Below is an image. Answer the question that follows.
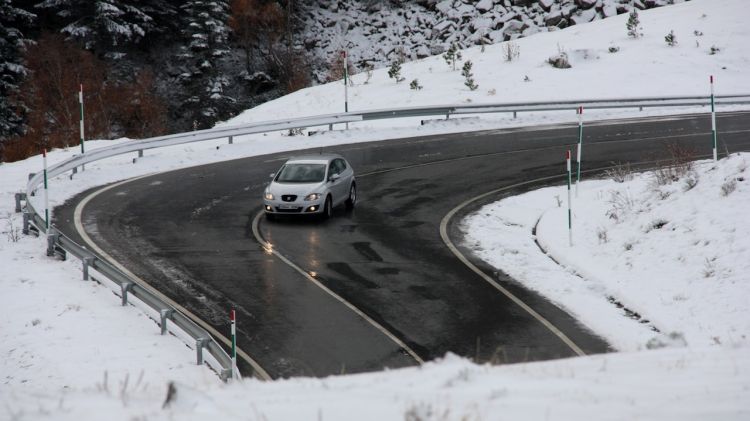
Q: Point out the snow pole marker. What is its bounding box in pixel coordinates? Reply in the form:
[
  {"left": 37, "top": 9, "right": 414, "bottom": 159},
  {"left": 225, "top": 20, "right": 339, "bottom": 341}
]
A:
[
  {"left": 576, "top": 106, "right": 583, "bottom": 197},
  {"left": 343, "top": 50, "right": 349, "bottom": 130},
  {"left": 566, "top": 150, "right": 573, "bottom": 247},
  {"left": 43, "top": 149, "right": 49, "bottom": 230},
  {"left": 710, "top": 75, "right": 717, "bottom": 162},
  {"left": 79, "top": 84, "right": 85, "bottom": 171},
  {"left": 230, "top": 309, "right": 240, "bottom": 380}
]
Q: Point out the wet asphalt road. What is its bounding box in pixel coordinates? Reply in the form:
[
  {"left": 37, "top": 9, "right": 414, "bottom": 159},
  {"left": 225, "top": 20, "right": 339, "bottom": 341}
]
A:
[{"left": 54, "top": 111, "right": 750, "bottom": 379}]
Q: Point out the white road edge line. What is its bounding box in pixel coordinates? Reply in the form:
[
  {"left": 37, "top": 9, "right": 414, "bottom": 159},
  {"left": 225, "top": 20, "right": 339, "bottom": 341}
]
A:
[
  {"left": 438, "top": 174, "right": 588, "bottom": 357},
  {"left": 74, "top": 176, "right": 272, "bottom": 381},
  {"left": 251, "top": 211, "right": 425, "bottom": 364}
]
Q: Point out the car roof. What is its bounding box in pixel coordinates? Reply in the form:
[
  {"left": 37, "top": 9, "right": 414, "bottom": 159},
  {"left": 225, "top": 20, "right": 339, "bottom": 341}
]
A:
[{"left": 285, "top": 154, "right": 343, "bottom": 164}]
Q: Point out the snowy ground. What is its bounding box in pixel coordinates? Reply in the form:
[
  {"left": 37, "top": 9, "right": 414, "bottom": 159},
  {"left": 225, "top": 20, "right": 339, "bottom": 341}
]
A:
[
  {"left": 2, "top": 0, "right": 750, "bottom": 419},
  {"left": 463, "top": 154, "right": 749, "bottom": 352}
]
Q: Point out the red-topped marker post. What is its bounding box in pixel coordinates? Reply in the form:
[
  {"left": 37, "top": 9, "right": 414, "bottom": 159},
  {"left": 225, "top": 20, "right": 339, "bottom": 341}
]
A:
[
  {"left": 43, "top": 149, "right": 49, "bottom": 230},
  {"left": 343, "top": 50, "right": 349, "bottom": 130},
  {"left": 79, "top": 85, "right": 86, "bottom": 171},
  {"left": 566, "top": 150, "right": 573, "bottom": 247},
  {"left": 230, "top": 309, "right": 240, "bottom": 380},
  {"left": 710, "top": 75, "right": 717, "bottom": 162},
  {"left": 576, "top": 106, "right": 583, "bottom": 197}
]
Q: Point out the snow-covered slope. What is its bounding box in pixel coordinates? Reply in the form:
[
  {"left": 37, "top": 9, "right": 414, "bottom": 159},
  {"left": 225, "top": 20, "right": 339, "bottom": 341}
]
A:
[
  {"left": 303, "top": 0, "right": 682, "bottom": 81},
  {"left": 463, "top": 154, "right": 750, "bottom": 351},
  {"left": 1, "top": 0, "right": 749, "bottom": 418},
  {"left": 227, "top": 0, "right": 747, "bottom": 131}
]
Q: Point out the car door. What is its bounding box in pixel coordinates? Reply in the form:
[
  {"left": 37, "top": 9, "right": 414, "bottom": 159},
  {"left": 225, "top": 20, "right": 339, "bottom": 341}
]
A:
[{"left": 330, "top": 159, "right": 348, "bottom": 205}]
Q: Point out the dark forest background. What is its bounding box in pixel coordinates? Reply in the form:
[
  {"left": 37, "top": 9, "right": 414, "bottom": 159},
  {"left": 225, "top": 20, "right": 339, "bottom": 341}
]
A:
[{"left": 0, "top": 0, "right": 312, "bottom": 162}]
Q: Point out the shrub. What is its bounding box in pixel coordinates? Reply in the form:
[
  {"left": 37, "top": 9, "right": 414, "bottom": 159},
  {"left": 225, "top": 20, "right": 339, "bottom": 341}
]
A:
[
  {"left": 626, "top": 9, "right": 642, "bottom": 39},
  {"left": 604, "top": 162, "right": 634, "bottom": 183},
  {"left": 683, "top": 171, "right": 699, "bottom": 191},
  {"left": 608, "top": 46, "right": 620, "bottom": 53},
  {"left": 664, "top": 30, "right": 677, "bottom": 47},
  {"left": 409, "top": 79, "right": 423, "bottom": 90},
  {"left": 651, "top": 142, "right": 695, "bottom": 186},
  {"left": 388, "top": 60, "right": 404, "bottom": 83},
  {"left": 443, "top": 43, "right": 462, "bottom": 71},
  {"left": 502, "top": 41, "right": 520, "bottom": 62},
  {"left": 720, "top": 179, "right": 737, "bottom": 196},
  {"left": 461, "top": 60, "right": 478, "bottom": 90},
  {"left": 547, "top": 52, "right": 571, "bottom": 69}
]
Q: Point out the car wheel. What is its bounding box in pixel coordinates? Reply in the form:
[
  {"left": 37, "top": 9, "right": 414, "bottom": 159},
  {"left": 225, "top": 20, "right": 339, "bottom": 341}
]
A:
[
  {"left": 322, "top": 195, "right": 333, "bottom": 220},
  {"left": 345, "top": 183, "right": 356, "bottom": 210}
]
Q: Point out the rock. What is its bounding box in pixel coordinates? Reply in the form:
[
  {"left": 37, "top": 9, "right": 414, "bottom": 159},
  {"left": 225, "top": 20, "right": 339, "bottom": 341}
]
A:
[
  {"left": 476, "top": 0, "right": 494, "bottom": 13},
  {"left": 576, "top": 0, "right": 597, "bottom": 9},
  {"left": 570, "top": 8, "right": 597, "bottom": 25},
  {"left": 544, "top": 11, "right": 564, "bottom": 26},
  {"left": 538, "top": 0, "right": 555, "bottom": 12},
  {"left": 601, "top": 2, "right": 617, "bottom": 17}
]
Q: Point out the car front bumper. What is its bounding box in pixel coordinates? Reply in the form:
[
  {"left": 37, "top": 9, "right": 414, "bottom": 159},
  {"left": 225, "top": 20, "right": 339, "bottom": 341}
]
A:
[{"left": 263, "top": 198, "right": 324, "bottom": 214}]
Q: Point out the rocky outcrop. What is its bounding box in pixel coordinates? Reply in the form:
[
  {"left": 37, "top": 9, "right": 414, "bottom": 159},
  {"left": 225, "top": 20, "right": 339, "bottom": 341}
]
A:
[{"left": 301, "top": 0, "right": 684, "bottom": 83}]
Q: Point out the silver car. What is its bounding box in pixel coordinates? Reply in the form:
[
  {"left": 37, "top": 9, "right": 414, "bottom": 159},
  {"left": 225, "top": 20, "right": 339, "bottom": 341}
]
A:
[{"left": 263, "top": 154, "right": 356, "bottom": 219}]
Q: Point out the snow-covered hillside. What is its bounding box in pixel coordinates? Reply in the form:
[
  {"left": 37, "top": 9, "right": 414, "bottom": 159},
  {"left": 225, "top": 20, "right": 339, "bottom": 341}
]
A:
[
  {"left": 463, "top": 154, "right": 750, "bottom": 352},
  {"left": 228, "top": 0, "right": 746, "bottom": 131},
  {"left": 1, "top": 0, "right": 749, "bottom": 419},
  {"left": 303, "top": 0, "right": 682, "bottom": 81}
]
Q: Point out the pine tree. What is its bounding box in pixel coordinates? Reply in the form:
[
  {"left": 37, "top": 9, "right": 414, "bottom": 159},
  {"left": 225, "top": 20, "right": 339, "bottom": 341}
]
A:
[
  {"left": 462, "top": 60, "right": 477, "bottom": 91},
  {"left": 35, "top": 0, "right": 156, "bottom": 52},
  {"left": 443, "top": 43, "right": 462, "bottom": 71},
  {"left": 664, "top": 30, "right": 677, "bottom": 46},
  {"left": 388, "top": 60, "right": 404, "bottom": 83},
  {"left": 175, "top": 0, "right": 235, "bottom": 129},
  {"left": 409, "top": 79, "right": 422, "bottom": 90},
  {"left": 626, "top": 9, "right": 642, "bottom": 39},
  {"left": 0, "top": 0, "right": 35, "bottom": 147}
]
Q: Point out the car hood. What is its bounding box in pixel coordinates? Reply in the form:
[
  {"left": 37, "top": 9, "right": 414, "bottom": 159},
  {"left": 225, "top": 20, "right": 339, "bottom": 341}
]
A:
[{"left": 268, "top": 181, "right": 326, "bottom": 197}]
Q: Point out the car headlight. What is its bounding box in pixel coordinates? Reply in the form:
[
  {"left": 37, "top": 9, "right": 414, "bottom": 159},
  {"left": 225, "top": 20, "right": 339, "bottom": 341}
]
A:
[
  {"left": 264, "top": 191, "right": 274, "bottom": 200},
  {"left": 304, "top": 193, "right": 321, "bottom": 201}
]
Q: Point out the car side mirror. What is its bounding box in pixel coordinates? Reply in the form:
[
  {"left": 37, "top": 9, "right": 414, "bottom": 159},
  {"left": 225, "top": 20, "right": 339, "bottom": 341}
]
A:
[
  {"left": 269, "top": 172, "right": 275, "bottom": 179},
  {"left": 330, "top": 173, "right": 341, "bottom": 182}
]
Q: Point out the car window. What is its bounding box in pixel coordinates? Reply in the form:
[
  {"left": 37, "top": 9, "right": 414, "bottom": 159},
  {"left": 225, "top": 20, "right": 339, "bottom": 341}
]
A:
[
  {"left": 336, "top": 159, "right": 347, "bottom": 173},
  {"left": 327, "top": 161, "right": 336, "bottom": 179},
  {"left": 276, "top": 164, "right": 326, "bottom": 183}
]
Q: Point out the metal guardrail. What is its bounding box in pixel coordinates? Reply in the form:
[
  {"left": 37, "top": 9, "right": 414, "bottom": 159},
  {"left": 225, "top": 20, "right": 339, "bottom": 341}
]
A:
[{"left": 15, "top": 94, "right": 750, "bottom": 382}]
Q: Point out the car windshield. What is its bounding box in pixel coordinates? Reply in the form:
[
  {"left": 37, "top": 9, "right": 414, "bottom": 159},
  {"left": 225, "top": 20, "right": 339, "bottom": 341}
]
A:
[{"left": 276, "top": 163, "right": 327, "bottom": 183}]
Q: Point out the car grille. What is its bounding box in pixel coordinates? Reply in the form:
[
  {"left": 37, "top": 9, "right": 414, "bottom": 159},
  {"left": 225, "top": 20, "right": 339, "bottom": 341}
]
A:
[
  {"left": 281, "top": 195, "right": 297, "bottom": 202},
  {"left": 275, "top": 207, "right": 303, "bottom": 213}
]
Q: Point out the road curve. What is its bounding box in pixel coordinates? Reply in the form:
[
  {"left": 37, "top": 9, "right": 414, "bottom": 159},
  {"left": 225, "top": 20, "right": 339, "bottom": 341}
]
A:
[{"left": 54, "top": 111, "right": 750, "bottom": 378}]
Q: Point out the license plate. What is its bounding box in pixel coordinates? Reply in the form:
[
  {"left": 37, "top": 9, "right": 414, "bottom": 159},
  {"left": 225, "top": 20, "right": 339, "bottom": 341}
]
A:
[{"left": 279, "top": 204, "right": 296, "bottom": 209}]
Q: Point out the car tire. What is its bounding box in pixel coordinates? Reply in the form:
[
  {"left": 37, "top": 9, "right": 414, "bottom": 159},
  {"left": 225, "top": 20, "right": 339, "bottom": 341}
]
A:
[
  {"left": 345, "top": 183, "right": 356, "bottom": 210},
  {"left": 322, "top": 195, "right": 333, "bottom": 220}
]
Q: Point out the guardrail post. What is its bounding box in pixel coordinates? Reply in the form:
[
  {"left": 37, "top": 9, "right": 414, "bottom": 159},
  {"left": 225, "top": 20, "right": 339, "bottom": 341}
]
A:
[
  {"left": 329, "top": 123, "right": 333, "bottom": 130},
  {"left": 121, "top": 282, "right": 134, "bottom": 306},
  {"left": 15, "top": 192, "right": 26, "bottom": 212},
  {"left": 196, "top": 338, "right": 209, "bottom": 365},
  {"left": 82, "top": 256, "right": 95, "bottom": 281},
  {"left": 46, "top": 228, "right": 59, "bottom": 257},
  {"left": 639, "top": 106, "right": 643, "bottom": 112},
  {"left": 28, "top": 173, "right": 36, "bottom": 196},
  {"left": 513, "top": 111, "right": 517, "bottom": 119},
  {"left": 22, "top": 210, "right": 30, "bottom": 235},
  {"left": 160, "top": 309, "right": 175, "bottom": 335},
  {"left": 228, "top": 136, "right": 233, "bottom": 145}
]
